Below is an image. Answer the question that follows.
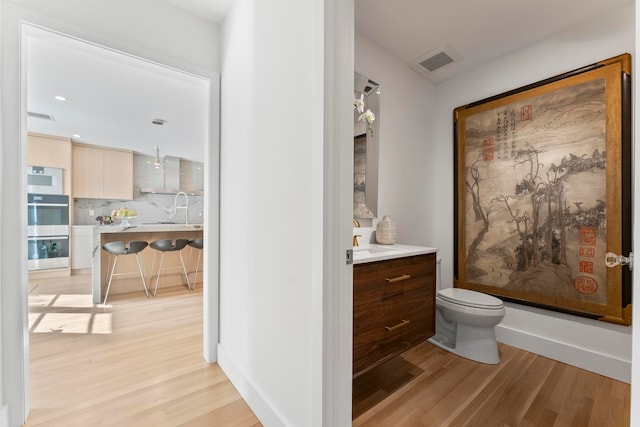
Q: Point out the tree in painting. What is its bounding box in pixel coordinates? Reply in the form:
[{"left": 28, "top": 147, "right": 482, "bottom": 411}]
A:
[{"left": 465, "top": 160, "right": 491, "bottom": 269}]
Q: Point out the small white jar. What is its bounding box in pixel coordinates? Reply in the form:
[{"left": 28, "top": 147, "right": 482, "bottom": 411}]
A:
[{"left": 375, "top": 215, "right": 397, "bottom": 244}]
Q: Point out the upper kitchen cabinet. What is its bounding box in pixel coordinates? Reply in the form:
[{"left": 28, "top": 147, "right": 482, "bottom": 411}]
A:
[
  {"left": 27, "top": 133, "right": 72, "bottom": 195},
  {"left": 28, "top": 133, "right": 71, "bottom": 169},
  {"left": 73, "top": 143, "right": 133, "bottom": 200},
  {"left": 102, "top": 149, "right": 133, "bottom": 200}
]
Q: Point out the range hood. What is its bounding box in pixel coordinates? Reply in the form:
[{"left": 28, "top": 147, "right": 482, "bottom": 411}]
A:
[{"left": 140, "top": 155, "right": 203, "bottom": 196}]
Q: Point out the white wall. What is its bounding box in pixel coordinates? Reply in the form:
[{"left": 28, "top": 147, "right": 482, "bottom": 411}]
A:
[
  {"left": 0, "top": 2, "right": 220, "bottom": 425},
  {"left": 355, "top": 32, "right": 436, "bottom": 246},
  {"left": 219, "top": 0, "right": 325, "bottom": 425},
  {"left": 432, "top": 3, "right": 634, "bottom": 382}
]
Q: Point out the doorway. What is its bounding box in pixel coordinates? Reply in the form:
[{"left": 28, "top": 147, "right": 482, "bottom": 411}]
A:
[{"left": 21, "top": 22, "right": 218, "bottom": 419}]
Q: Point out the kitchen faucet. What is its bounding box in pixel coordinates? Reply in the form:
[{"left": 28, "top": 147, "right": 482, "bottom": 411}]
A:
[{"left": 174, "top": 192, "right": 189, "bottom": 225}]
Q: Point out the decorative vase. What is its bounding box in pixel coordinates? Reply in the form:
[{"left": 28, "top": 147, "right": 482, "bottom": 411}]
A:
[{"left": 376, "top": 215, "right": 397, "bottom": 245}]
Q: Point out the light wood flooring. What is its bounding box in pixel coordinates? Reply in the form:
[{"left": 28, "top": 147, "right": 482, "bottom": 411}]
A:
[
  {"left": 353, "top": 341, "right": 630, "bottom": 426},
  {"left": 25, "top": 273, "right": 630, "bottom": 426},
  {"left": 25, "top": 273, "right": 260, "bottom": 426}
]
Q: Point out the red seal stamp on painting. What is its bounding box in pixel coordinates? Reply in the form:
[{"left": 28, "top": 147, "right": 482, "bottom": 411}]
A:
[
  {"left": 574, "top": 276, "right": 598, "bottom": 294},
  {"left": 520, "top": 105, "right": 533, "bottom": 121}
]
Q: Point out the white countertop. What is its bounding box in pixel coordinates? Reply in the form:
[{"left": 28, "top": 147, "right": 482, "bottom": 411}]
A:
[
  {"left": 353, "top": 243, "right": 437, "bottom": 264},
  {"left": 95, "top": 223, "right": 204, "bottom": 233}
]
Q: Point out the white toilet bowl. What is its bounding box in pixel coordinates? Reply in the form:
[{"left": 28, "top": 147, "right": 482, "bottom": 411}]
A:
[{"left": 428, "top": 287, "right": 505, "bottom": 364}]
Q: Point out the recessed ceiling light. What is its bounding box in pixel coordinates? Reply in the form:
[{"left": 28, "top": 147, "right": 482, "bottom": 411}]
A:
[
  {"left": 72, "top": 134, "right": 81, "bottom": 138},
  {"left": 54, "top": 95, "right": 66, "bottom": 101}
]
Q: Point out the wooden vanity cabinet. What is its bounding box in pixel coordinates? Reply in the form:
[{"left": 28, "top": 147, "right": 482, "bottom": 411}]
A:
[{"left": 353, "top": 253, "right": 436, "bottom": 377}]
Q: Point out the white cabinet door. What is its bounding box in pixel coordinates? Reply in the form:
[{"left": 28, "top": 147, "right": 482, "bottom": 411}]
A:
[{"left": 71, "top": 226, "right": 94, "bottom": 270}]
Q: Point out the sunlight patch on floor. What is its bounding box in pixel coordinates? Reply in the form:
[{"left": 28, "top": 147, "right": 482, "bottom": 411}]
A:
[
  {"left": 29, "top": 312, "right": 112, "bottom": 334},
  {"left": 28, "top": 293, "right": 113, "bottom": 334},
  {"left": 29, "top": 293, "right": 95, "bottom": 308}
]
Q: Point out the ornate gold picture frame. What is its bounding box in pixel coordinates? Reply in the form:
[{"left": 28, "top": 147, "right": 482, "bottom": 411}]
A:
[{"left": 454, "top": 54, "right": 632, "bottom": 325}]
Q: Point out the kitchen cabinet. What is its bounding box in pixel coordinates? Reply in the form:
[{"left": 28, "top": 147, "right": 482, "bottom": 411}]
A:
[
  {"left": 27, "top": 133, "right": 71, "bottom": 170},
  {"left": 353, "top": 253, "right": 436, "bottom": 377},
  {"left": 102, "top": 149, "right": 133, "bottom": 199},
  {"left": 71, "top": 225, "right": 93, "bottom": 270},
  {"left": 73, "top": 143, "right": 133, "bottom": 200},
  {"left": 27, "top": 133, "right": 72, "bottom": 195}
]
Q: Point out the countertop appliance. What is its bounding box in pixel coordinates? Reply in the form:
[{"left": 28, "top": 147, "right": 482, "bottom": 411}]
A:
[
  {"left": 27, "top": 193, "right": 69, "bottom": 271},
  {"left": 27, "top": 165, "right": 63, "bottom": 195}
]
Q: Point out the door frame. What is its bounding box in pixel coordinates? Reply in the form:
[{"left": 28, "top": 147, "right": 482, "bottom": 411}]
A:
[{"left": 9, "top": 20, "right": 219, "bottom": 424}]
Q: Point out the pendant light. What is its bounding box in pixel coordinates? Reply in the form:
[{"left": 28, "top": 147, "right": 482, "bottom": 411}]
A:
[
  {"left": 152, "top": 118, "right": 166, "bottom": 169},
  {"left": 154, "top": 145, "right": 161, "bottom": 168}
]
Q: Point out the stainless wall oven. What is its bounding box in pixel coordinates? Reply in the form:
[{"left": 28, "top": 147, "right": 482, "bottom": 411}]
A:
[
  {"left": 27, "top": 193, "right": 70, "bottom": 271},
  {"left": 27, "top": 166, "right": 64, "bottom": 195}
]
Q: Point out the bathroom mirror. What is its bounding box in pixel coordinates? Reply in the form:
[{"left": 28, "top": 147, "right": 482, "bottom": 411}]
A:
[{"left": 354, "top": 71, "right": 380, "bottom": 220}]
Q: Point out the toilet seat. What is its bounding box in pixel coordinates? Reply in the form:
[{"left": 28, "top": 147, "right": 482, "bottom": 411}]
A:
[{"left": 438, "top": 288, "right": 503, "bottom": 309}]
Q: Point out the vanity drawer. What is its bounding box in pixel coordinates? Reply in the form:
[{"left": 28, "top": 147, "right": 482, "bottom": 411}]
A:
[
  {"left": 386, "top": 288, "right": 434, "bottom": 346},
  {"left": 354, "top": 254, "right": 434, "bottom": 308},
  {"left": 353, "top": 290, "right": 433, "bottom": 364}
]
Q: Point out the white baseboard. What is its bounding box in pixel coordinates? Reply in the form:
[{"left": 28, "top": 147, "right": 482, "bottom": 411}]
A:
[
  {"left": 216, "top": 344, "right": 285, "bottom": 426},
  {"left": 0, "top": 404, "right": 8, "bottom": 427},
  {"left": 496, "top": 324, "right": 631, "bottom": 383}
]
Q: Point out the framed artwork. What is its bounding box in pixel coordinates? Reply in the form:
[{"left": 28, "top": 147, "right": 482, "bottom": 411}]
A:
[{"left": 453, "top": 54, "right": 632, "bottom": 325}]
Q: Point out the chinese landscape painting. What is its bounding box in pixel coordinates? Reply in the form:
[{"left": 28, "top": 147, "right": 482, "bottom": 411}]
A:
[{"left": 454, "top": 54, "right": 632, "bottom": 325}]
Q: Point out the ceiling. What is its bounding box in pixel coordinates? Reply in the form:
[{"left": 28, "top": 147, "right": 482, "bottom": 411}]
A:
[
  {"left": 165, "top": 0, "right": 235, "bottom": 23},
  {"left": 26, "top": 24, "right": 210, "bottom": 162},
  {"left": 355, "top": 0, "right": 632, "bottom": 84},
  {"left": 26, "top": 0, "right": 632, "bottom": 161}
]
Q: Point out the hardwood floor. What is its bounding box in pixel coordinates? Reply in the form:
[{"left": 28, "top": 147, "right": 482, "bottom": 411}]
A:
[
  {"left": 353, "top": 340, "right": 630, "bottom": 426},
  {"left": 25, "top": 273, "right": 630, "bottom": 426},
  {"left": 25, "top": 273, "right": 260, "bottom": 426}
]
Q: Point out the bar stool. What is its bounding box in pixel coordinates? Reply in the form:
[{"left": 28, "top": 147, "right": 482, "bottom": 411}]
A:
[
  {"left": 186, "top": 238, "right": 203, "bottom": 290},
  {"left": 102, "top": 241, "right": 149, "bottom": 304},
  {"left": 149, "top": 239, "right": 190, "bottom": 296}
]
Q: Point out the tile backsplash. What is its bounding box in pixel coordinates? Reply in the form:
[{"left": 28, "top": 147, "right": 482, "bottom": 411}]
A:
[{"left": 74, "top": 154, "right": 204, "bottom": 225}]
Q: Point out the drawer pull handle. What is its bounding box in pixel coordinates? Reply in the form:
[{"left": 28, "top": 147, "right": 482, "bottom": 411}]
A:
[
  {"left": 385, "top": 319, "right": 410, "bottom": 332},
  {"left": 386, "top": 274, "right": 411, "bottom": 284}
]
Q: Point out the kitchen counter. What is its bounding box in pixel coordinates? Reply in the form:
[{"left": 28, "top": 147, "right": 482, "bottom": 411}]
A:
[
  {"left": 92, "top": 224, "right": 204, "bottom": 303},
  {"left": 96, "top": 223, "right": 203, "bottom": 233},
  {"left": 353, "top": 243, "right": 437, "bottom": 264}
]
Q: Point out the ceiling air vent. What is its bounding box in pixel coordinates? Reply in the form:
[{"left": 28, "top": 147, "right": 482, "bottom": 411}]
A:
[
  {"left": 415, "top": 45, "right": 462, "bottom": 74},
  {"left": 354, "top": 72, "right": 380, "bottom": 97},
  {"left": 27, "top": 111, "right": 56, "bottom": 121},
  {"left": 419, "top": 51, "right": 454, "bottom": 72}
]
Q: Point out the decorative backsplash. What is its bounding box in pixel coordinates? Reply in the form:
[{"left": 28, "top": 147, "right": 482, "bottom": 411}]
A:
[{"left": 73, "top": 154, "right": 204, "bottom": 225}]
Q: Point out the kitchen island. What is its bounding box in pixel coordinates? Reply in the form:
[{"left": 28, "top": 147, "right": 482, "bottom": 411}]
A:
[{"left": 92, "top": 223, "right": 204, "bottom": 303}]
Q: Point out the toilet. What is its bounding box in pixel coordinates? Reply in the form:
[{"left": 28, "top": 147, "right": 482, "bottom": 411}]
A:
[{"left": 428, "top": 262, "right": 505, "bottom": 364}]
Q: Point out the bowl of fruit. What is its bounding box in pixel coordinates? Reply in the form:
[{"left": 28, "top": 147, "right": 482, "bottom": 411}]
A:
[
  {"left": 95, "top": 215, "right": 114, "bottom": 225},
  {"left": 111, "top": 207, "right": 138, "bottom": 226}
]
